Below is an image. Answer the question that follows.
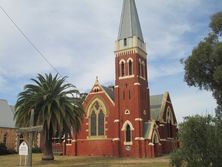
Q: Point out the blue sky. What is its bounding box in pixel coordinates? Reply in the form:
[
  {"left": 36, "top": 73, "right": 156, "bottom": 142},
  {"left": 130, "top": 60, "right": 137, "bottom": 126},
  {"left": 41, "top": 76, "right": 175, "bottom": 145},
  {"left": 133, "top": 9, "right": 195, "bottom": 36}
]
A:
[{"left": 0, "top": 0, "right": 221, "bottom": 122}]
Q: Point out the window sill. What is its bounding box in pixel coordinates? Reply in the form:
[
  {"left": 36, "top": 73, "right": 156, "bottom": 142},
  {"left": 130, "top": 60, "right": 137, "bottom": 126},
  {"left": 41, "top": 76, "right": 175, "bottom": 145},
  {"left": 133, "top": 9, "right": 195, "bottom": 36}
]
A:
[
  {"left": 87, "top": 136, "right": 107, "bottom": 140},
  {"left": 124, "top": 141, "right": 133, "bottom": 145},
  {"left": 119, "top": 75, "right": 134, "bottom": 80}
]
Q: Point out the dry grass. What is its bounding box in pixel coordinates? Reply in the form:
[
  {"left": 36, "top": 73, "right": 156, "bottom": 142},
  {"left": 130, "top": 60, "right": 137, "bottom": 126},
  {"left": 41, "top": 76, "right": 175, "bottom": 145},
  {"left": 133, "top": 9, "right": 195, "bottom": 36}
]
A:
[{"left": 0, "top": 153, "right": 171, "bottom": 167}]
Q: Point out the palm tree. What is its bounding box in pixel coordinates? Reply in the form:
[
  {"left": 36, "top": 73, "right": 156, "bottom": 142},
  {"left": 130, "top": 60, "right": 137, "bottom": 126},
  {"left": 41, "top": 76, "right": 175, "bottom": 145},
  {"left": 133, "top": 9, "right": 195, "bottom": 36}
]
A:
[{"left": 14, "top": 73, "right": 84, "bottom": 160}]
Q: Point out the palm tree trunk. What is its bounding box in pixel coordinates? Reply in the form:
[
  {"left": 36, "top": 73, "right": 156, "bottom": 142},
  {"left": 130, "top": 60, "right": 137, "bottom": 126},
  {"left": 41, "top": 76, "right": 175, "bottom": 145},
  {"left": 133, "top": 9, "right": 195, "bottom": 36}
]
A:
[
  {"left": 42, "top": 127, "right": 54, "bottom": 160},
  {"left": 63, "top": 133, "right": 67, "bottom": 155}
]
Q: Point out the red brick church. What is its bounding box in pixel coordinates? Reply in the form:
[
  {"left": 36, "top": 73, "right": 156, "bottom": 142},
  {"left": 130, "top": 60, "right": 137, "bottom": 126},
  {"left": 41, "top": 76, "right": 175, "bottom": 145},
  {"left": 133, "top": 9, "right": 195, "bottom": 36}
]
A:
[{"left": 54, "top": 0, "right": 178, "bottom": 158}]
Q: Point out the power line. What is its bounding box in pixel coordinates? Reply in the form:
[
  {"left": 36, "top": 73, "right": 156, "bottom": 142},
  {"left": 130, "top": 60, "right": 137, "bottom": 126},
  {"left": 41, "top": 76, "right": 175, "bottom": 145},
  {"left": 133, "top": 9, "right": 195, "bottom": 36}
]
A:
[{"left": 0, "top": 5, "right": 60, "bottom": 75}]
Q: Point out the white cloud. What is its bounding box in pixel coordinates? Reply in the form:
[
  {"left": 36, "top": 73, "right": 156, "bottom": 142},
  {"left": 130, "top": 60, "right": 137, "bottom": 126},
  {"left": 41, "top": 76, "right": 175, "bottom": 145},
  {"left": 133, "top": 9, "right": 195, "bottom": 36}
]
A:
[
  {"left": 148, "top": 62, "right": 184, "bottom": 81},
  {"left": 172, "top": 89, "right": 217, "bottom": 123},
  {"left": 0, "top": 0, "right": 221, "bottom": 121}
]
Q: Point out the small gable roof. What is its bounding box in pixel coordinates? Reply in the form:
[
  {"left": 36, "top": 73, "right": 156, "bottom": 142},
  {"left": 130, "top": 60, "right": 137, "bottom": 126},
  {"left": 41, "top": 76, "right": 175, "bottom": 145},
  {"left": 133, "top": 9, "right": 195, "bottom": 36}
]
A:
[
  {"left": 101, "top": 86, "right": 114, "bottom": 101},
  {"left": 144, "top": 121, "right": 154, "bottom": 139},
  {"left": 0, "top": 99, "right": 15, "bottom": 128},
  {"left": 150, "top": 91, "right": 176, "bottom": 124},
  {"left": 84, "top": 79, "right": 115, "bottom": 105},
  {"left": 150, "top": 94, "right": 164, "bottom": 121}
]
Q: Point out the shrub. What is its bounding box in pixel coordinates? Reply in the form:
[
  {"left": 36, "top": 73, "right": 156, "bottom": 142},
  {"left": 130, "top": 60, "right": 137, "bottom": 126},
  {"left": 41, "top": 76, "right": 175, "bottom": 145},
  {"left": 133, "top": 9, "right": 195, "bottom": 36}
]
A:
[{"left": 0, "top": 143, "right": 8, "bottom": 155}]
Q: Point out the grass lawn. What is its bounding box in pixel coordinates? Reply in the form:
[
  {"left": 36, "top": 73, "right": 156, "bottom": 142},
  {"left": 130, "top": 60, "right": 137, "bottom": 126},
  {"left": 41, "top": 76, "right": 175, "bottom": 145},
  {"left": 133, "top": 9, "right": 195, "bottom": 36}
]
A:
[{"left": 0, "top": 153, "right": 171, "bottom": 167}]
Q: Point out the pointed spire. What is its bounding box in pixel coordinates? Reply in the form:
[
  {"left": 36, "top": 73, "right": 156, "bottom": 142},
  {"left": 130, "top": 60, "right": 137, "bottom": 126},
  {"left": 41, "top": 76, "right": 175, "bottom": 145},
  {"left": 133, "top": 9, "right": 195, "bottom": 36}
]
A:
[{"left": 118, "top": 0, "right": 144, "bottom": 41}]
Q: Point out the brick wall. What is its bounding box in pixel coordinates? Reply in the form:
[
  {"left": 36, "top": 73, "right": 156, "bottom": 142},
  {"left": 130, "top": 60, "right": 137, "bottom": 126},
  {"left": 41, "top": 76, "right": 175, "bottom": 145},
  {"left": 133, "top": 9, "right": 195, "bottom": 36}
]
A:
[{"left": 0, "top": 127, "right": 16, "bottom": 150}]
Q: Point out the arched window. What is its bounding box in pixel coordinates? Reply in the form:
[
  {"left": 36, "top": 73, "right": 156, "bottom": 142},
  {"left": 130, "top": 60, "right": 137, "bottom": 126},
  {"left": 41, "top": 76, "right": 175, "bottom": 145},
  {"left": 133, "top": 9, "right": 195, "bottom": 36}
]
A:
[
  {"left": 166, "top": 107, "right": 174, "bottom": 138},
  {"left": 121, "top": 62, "right": 125, "bottom": 76},
  {"left": 98, "top": 110, "right": 104, "bottom": 136},
  {"left": 126, "top": 124, "right": 131, "bottom": 142},
  {"left": 138, "top": 59, "right": 142, "bottom": 76},
  {"left": 121, "top": 121, "right": 134, "bottom": 145},
  {"left": 88, "top": 100, "right": 106, "bottom": 137},
  {"left": 90, "top": 111, "right": 97, "bottom": 136},
  {"left": 143, "top": 62, "right": 146, "bottom": 78},
  {"left": 141, "top": 62, "right": 145, "bottom": 78},
  {"left": 128, "top": 60, "right": 133, "bottom": 75}
]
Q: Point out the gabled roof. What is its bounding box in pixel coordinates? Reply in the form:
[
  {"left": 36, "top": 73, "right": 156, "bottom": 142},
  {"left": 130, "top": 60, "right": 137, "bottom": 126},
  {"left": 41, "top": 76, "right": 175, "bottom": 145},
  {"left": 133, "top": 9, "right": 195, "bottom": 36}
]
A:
[
  {"left": 150, "top": 94, "right": 164, "bottom": 121},
  {"left": 101, "top": 86, "right": 114, "bottom": 101},
  {"left": 150, "top": 92, "right": 177, "bottom": 124},
  {"left": 144, "top": 121, "right": 154, "bottom": 139},
  {"left": 0, "top": 99, "right": 15, "bottom": 128},
  {"left": 118, "top": 0, "right": 144, "bottom": 41},
  {"left": 86, "top": 79, "right": 115, "bottom": 105}
]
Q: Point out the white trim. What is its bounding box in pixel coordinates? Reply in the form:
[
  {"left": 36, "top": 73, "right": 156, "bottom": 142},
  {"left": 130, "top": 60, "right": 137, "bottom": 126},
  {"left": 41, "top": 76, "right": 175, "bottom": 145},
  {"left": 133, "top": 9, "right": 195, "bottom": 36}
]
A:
[
  {"left": 127, "top": 58, "right": 134, "bottom": 63},
  {"left": 121, "top": 120, "right": 135, "bottom": 131},
  {"left": 93, "top": 86, "right": 100, "bottom": 92},
  {"left": 139, "top": 76, "right": 146, "bottom": 80},
  {"left": 152, "top": 130, "right": 160, "bottom": 143},
  {"left": 135, "top": 118, "right": 143, "bottom": 121},
  {"left": 115, "top": 85, "right": 119, "bottom": 88},
  {"left": 89, "top": 92, "right": 103, "bottom": 95},
  {"left": 119, "top": 75, "right": 134, "bottom": 80},
  {"left": 119, "top": 59, "right": 126, "bottom": 64},
  {"left": 135, "top": 137, "right": 144, "bottom": 141},
  {"left": 124, "top": 141, "right": 133, "bottom": 145},
  {"left": 160, "top": 139, "right": 167, "bottom": 141},
  {"left": 125, "top": 110, "right": 130, "bottom": 115},
  {"left": 159, "top": 124, "right": 165, "bottom": 127},
  {"left": 112, "top": 138, "right": 120, "bottom": 141},
  {"left": 114, "top": 119, "right": 120, "bottom": 123},
  {"left": 134, "top": 83, "right": 140, "bottom": 85},
  {"left": 148, "top": 142, "right": 154, "bottom": 146}
]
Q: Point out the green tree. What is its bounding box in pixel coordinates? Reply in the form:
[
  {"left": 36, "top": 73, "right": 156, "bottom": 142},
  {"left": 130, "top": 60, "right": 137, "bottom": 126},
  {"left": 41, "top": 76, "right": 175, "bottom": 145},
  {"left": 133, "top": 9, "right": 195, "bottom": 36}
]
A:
[
  {"left": 184, "top": 11, "right": 222, "bottom": 115},
  {"left": 171, "top": 115, "right": 222, "bottom": 167},
  {"left": 14, "top": 73, "right": 83, "bottom": 160}
]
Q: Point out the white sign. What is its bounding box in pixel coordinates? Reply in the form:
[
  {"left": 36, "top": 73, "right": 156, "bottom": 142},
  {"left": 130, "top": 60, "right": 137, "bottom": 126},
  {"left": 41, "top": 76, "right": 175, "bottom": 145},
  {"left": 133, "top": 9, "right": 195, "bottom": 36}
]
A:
[{"left": 19, "top": 141, "right": 28, "bottom": 156}]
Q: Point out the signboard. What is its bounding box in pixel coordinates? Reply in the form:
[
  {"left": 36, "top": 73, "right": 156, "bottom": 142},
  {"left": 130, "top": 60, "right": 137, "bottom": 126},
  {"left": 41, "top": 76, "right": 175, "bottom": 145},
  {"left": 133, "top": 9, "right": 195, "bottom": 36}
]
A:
[{"left": 19, "top": 141, "right": 28, "bottom": 156}]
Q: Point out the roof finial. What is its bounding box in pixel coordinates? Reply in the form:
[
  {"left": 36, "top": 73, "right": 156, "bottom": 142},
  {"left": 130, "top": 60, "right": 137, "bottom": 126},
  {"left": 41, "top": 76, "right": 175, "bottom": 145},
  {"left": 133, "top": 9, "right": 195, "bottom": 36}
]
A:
[{"left": 96, "top": 76, "right": 98, "bottom": 81}]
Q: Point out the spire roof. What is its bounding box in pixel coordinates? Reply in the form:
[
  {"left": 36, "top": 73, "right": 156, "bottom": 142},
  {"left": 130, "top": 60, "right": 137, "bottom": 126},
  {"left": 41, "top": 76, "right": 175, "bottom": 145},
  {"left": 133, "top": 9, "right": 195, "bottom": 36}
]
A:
[{"left": 118, "top": 0, "right": 144, "bottom": 41}]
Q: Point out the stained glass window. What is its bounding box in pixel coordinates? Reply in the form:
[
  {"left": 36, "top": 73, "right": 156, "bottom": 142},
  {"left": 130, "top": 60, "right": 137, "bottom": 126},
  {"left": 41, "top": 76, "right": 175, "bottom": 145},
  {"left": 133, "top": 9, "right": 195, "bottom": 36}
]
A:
[
  {"left": 90, "top": 111, "right": 97, "bottom": 136},
  {"left": 121, "top": 62, "right": 125, "bottom": 76},
  {"left": 129, "top": 60, "right": 133, "bottom": 75},
  {"left": 98, "top": 110, "right": 104, "bottom": 136}
]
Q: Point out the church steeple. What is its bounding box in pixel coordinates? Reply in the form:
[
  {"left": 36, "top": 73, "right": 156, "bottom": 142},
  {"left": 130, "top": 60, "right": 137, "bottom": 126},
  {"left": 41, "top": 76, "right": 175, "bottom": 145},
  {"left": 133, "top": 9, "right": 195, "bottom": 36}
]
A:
[
  {"left": 118, "top": 0, "right": 144, "bottom": 41},
  {"left": 114, "top": 1, "right": 150, "bottom": 157},
  {"left": 115, "top": 0, "right": 146, "bottom": 56}
]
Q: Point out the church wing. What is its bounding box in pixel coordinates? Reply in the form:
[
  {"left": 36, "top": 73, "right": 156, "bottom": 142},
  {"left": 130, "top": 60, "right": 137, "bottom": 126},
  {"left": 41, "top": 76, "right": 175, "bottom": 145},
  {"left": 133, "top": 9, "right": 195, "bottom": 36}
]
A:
[
  {"left": 150, "top": 92, "right": 177, "bottom": 125},
  {"left": 81, "top": 79, "right": 115, "bottom": 140},
  {"left": 83, "top": 79, "right": 115, "bottom": 109}
]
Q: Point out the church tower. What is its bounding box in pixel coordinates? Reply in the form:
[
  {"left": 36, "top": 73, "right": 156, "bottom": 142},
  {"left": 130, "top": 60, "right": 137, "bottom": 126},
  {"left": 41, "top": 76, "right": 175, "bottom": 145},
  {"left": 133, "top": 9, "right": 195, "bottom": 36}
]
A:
[{"left": 114, "top": 0, "right": 150, "bottom": 157}]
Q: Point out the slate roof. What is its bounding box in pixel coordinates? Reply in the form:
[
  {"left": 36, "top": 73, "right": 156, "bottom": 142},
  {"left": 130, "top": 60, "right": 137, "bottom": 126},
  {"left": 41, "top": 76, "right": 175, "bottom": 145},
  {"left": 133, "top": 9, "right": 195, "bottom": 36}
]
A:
[
  {"left": 150, "top": 94, "right": 164, "bottom": 121},
  {"left": 144, "top": 121, "right": 155, "bottom": 140},
  {"left": 118, "top": 0, "right": 144, "bottom": 41},
  {"left": 0, "top": 99, "right": 15, "bottom": 128},
  {"left": 102, "top": 86, "right": 114, "bottom": 101}
]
